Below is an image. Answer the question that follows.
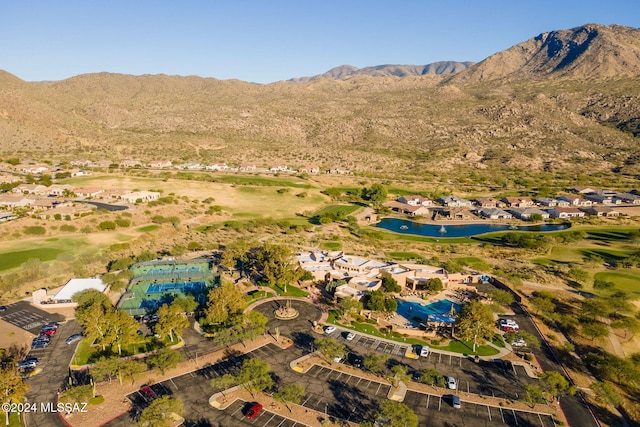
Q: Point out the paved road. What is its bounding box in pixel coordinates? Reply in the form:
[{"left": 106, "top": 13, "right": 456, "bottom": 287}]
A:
[
  {"left": 23, "top": 320, "right": 84, "bottom": 427},
  {"left": 509, "top": 303, "right": 598, "bottom": 427}
]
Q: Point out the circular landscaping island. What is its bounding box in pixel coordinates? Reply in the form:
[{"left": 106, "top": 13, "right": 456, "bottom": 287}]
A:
[{"left": 274, "top": 301, "right": 299, "bottom": 320}]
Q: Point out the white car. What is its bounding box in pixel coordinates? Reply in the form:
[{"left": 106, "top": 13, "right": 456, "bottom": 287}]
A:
[
  {"left": 446, "top": 376, "right": 457, "bottom": 390},
  {"left": 324, "top": 325, "right": 336, "bottom": 335},
  {"left": 511, "top": 338, "right": 527, "bottom": 347},
  {"left": 346, "top": 332, "right": 356, "bottom": 341},
  {"left": 419, "top": 346, "right": 430, "bottom": 357}
]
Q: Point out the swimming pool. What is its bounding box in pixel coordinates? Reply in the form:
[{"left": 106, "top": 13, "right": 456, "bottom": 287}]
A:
[{"left": 396, "top": 299, "right": 461, "bottom": 326}]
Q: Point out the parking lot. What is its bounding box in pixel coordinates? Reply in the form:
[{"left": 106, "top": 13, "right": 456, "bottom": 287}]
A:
[
  {"left": 327, "top": 328, "right": 536, "bottom": 401},
  {"left": 0, "top": 301, "right": 65, "bottom": 334},
  {"left": 403, "top": 390, "right": 556, "bottom": 427}
]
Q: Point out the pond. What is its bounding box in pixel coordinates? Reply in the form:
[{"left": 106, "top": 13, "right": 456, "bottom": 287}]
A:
[{"left": 376, "top": 218, "right": 570, "bottom": 238}]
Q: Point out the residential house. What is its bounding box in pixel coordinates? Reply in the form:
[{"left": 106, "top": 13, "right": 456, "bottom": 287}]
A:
[
  {"left": 91, "top": 160, "right": 112, "bottom": 168},
  {"left": 206, "top": 163, "right": 229, "bottom": 171},
  {"left": 0, "top": 195, "right": 34, "bottom": 209},
  {"left": 501, "top": 197, "right": 535, "bottom": 208},
  {"left": 580, "top": 206, "right": 621, "bottom": 217},
  {"left": 475, "top": 207, "right": 513, "bottom": 220},
  {"left": 473, "top": 197, "right": 500, "bottom": 208},
  {"left": 614, "top": 193, "right": 640, "bottom": 205},
  {"left": 120, "top": 191, "right": 161, "bottom": 203},
  {"left": 12, "top": 184, "right": 47, "bottom": 195},
  {"left": 269, "top": 165, "right": 289, "bottom": 173},
  {"left": 177, "top": 162, "right": 204, "bottom": 170},
  {"left": 535, "top": 198, "right": 559, "bottom": 207},
  {"left": 20, "top": 164, "right": 49, "bottom": 175},
  {"left": 239, "top": 164, "right": 257, "bottom": 172},
  {"left": 74, "top": 187, "right": 104, "bottom": 198},
  {"left": 101, "top": 189, "right": 130, "bottom": 200},
  {"left": 585, "top": 192, "right": 620, "bottom": 205},
  {"left": 399, "top": 205, "right": 430, "bottom": 216},
  {"left": 509, "top": 208, "right": 550, "bottom": 220},
  {"left": 300, "top": 165, "right": 320, "bottom": 174},
  {"left": 120, "top": 160, "right": 142, "bottom": 168},
  {"left": 48, "top": 184, "right": 75, "bottom": 197},
  {"left": 443, "top": 208, "right": 473, "bottom": 220},
  {"left": 548, "top": 207, "right": 585, "bottom": 219},
  {"left": 70, "top": 160, "right": 93, "bottom": 167},
  {"left": 0, "top": 174, "right": 20, "bottom": 184},
  {"left": 557, "top": 195, "right": 592, "bottom": 206},
  {"left": 149, "top": 160, "right": 173, "bottom": 168},
  {"left": 438, "top": 196, "right": 473, "bottom": 208},
  {"left": 32, "top": 199, "right": 61, "bottom": 211},
  {"left": 398, "top": 195, "right": 432, "bottom": 207},
  {"left": 569, "top": 186, "right": 599, "bottom": 194}
]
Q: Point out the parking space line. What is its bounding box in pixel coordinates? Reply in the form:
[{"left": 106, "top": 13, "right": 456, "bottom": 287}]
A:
[
  {"left": 354, "top": 377, "right": 361, "bottom": 386},
  {"left": 500, "top": 407, "right": 505, "bottom": 423},
  {"left": 335, "top": 372, "right": 343, "bottom": 380},
  {"left": 169, "top": 378, "right": 178, "bottom": 390},
  {"left": 512, "top": 409, "right": 519, "bottom": 426},
  {"left": 301, "top": 395, "right": 312, "bottom": 406},
  {"left": 426, "top": 394, "right": 430, "bottom": 408},
  {"left": 438, "top": 395, "right": 442, "bottom": 411},
  {"left": 538, "top": 412, "right": 545, "bottom": 427},
  {"left": 438, "top": 353, "right": 442, "bottom": 364},
  {"left": 375, "top": 383, "right": 382, "bottom": 395},
  {"left": 276, "top": 418, "right": 286, "bottom": 427},
  {"left": 231, "top": 405, "right": 243, "bottom": 416},
  {"left": 263, "top": 414, "right": 276, "bottom": 426},
  {"left": 487, "top": 405, "right": 492, "bottom": 421}
]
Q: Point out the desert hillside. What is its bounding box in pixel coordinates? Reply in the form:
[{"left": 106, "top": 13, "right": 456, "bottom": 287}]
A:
[{"left": 0, "top": 24, "right": 639, "bottom": 182}]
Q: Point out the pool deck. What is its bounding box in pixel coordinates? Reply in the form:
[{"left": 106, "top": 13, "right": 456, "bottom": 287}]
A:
[{"left": 378, "top": 291, "right": 464, "bottom": 336}]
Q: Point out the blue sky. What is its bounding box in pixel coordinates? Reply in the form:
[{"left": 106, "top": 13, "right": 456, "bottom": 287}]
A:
[{"left": 1, "top": 0, "right": 637, "bottom": 83}]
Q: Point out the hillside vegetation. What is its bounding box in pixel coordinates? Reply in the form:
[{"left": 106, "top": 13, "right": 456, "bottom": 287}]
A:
[{"left": 0, "top": 24, "right": 639, "bottom": 187}]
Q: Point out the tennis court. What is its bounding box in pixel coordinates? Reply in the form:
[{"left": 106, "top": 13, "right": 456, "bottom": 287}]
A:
[
  {"left": 117, "top": 258, "right": 217, "bottom": 316},
  {"left": 146, "top": 281, "right": 207, "bottom": 294}
]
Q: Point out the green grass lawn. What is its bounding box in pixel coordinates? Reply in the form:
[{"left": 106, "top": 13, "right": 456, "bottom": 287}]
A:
[
  {"left": 0, "top": 248, "right": 64, "bottom": 271},
  {"left": 319, "top": 241, "right": 342, "bottom": 251},
  {"left": 72, "top": 335, "right": 179, "bottom": 365},
  {"left": 137, "top": 224, "right": 161, "bottom": 232},
  {"left": 594, "top": 270, "right": 640, "bottom": 294},
  {"left": 387, "top": 251, "right": 424, "bottom": 261},
  {"left": 313, "top": 204, "right": 360, "bottom": 217},
  {"left": 431, "top": 339, "right": 500, "bottom": 356},
  {"left": 245, "top": 290, "right": 272, "bottom": 303},
  {"left": 268, "top": 283, "right": 309, "bottom": 297},
  {"left": 5, "top": 409, "right": 23, "bottom": 427}
]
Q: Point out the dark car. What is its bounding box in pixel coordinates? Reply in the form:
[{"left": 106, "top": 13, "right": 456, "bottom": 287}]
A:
[
  {"left": 33, "top": 335, "right": 50, "bottom": 342},
  {"left": 18, "top": 358, "right": 38, "bottom": 369},
  {"left": 347, "top": 353, "right": 363, "bottom": 368},
  {"left": 31, "top": 341, "right": 49, "bottom": 349},
  {"left": 42, "top": 322, "right": 59, "bottom": 329},
  {"left": 0, "top": 306, "right": 6, "bottom": 312},
  {"left": 66, "top": 334, "right": 83, "bottom": 345},
  {"left": 244, "top": 403, "right": 263, "bottom": 419}
]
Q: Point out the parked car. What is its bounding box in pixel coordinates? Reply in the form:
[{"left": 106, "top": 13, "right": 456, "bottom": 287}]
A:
[
  {"left": 419, "top": 345, "right": 430, "bottom": 357},
  {"left": 66, "top": 334, "right": 83, "bottom": 345},
  {"left": 33, "top": 335, "right": 50, "bottom": 343},
  {"left": 31, "top": 340, "right": 49, "bottom": 349},
  {"left": 452, "top": 395, "right": 461, "bottom": 409},
  {"left": 18, "top": 358, "right": 38, "bottom": 369},
  {"left": 140, "top": 386, "right": 154, "bottom": 399},
  {"left": 324, "top": 325, "right": 336, "bottom": 335},
  {"left": 0, "top": 306, "right": 6, "bottom": 312},
  {"left": 511, "top": 338, "right": 527, "bottom": 347},
  {"left": 42, "top": 322, "right": 59, "bottom": 329},
  {"left": 498, "top": 319, "right": 519, "bottom": 332},
  {"left": 244, "top": 403, "right": 263, "bottom": 419},
  {"left": 446, "top": 376, "right": 457, "bottom": 390},
  {"left": 348, "top": 353, "right": 363, "bottom": 368},
  {"left": 40, "top": 328, "right": 57, "bottom": 336},
  {"left": 345, "top": 332, "right": 356, "bottom": 341}
]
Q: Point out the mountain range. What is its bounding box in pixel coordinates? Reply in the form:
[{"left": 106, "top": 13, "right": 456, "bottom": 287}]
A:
[{"left": 1, "top": 23, "right": 639, "bottom": 182}]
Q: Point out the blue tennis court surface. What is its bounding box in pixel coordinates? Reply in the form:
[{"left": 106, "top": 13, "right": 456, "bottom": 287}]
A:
[{"left": 146, "top": 281, "right": 206, "bottom": 294}]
